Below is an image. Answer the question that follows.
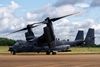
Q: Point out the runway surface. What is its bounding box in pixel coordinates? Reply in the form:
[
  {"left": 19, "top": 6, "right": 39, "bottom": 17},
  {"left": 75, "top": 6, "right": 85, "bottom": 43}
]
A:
[{"left": 0, "top": 54, "right": 100, "bottom": 67}]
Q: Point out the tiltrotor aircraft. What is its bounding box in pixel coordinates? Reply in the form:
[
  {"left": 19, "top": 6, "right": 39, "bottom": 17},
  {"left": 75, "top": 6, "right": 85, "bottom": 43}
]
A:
[{"left": 8, "top": 13, "right": 79, "bottom": 55}]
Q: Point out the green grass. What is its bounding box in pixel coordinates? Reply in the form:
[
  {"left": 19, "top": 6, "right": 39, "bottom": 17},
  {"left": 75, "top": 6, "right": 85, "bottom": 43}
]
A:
[
  {"left": 0, "top": 46, "right": 9, "bottom": 53},
  {"left": 71, "top": 47, "right": 100, "bottom": 53}
]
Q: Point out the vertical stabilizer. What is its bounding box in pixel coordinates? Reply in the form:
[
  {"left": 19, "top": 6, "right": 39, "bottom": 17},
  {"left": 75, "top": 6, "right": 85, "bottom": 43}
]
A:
[
  {"left": 85, "top": 28, "right": 95, "bottom": 45},
  {"left": 75, "top": 30, "right": 84, "bottom": 41}
]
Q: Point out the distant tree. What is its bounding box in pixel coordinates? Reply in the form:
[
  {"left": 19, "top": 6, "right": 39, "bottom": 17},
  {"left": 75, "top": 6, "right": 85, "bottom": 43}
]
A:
[{"left": 0, "top": 37, "right": 16, "bottom": 46}]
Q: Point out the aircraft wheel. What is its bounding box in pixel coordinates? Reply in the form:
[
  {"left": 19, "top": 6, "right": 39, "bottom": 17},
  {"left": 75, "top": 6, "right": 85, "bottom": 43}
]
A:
[
  {"left": 11, "top": 51, "right": 16, "bottom": 55},
  {"left": 46, "top": 51, "right": 50, "bottom": 55},
  {"left": 52, "top": 52, "right": 56, "bottom": 55}
]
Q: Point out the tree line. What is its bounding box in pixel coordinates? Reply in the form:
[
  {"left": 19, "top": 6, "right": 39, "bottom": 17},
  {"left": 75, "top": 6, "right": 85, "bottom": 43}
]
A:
[{"left": 0, "top": 37, "right": 15, "bottom": 46}]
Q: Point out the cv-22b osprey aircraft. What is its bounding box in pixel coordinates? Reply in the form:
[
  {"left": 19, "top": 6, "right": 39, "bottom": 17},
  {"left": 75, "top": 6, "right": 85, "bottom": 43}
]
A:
[{"left": 8, "top": 13, "right": 79, "bottom": 55}]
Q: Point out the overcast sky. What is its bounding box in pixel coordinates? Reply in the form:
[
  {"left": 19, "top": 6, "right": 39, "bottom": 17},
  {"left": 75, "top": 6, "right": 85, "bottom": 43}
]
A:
[{"left": 0, "top": 0, "right": 100, "bottom": 44}]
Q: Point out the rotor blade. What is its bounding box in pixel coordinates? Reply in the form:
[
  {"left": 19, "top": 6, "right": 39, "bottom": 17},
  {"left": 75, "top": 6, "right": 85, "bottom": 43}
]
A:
[
  {"left": 10, "top": 27, "right": 27, "bottom": 34},
  {"left": 11, "top": 25, "right": 39, "bottom": 34},
  {"left": 50, "top": 12, "right": 79, "bottom": 22}
]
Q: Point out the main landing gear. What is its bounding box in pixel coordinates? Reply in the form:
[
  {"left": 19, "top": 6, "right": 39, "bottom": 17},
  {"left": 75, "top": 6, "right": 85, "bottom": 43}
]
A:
[
  {"left": 10, "top": 50, "right": 16, "bottom": 55},
  {"left": 46, "top": 51, "right": 56, "bottom": 55}
]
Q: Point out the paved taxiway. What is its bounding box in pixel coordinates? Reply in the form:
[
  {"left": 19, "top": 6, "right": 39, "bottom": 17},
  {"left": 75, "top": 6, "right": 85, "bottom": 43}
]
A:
[{"left": 0, "top": 54, "right": 100, "bottom": 67}]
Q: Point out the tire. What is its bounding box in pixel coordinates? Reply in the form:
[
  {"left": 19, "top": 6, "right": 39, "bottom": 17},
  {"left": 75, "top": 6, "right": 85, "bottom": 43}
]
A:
[
  {"left": 12, "top": 51, "right": 16, "bottom": 55},
  {"left": 52, "top": 52, "right": 56, "bottom": 55},
  {"left": 46, "top": 51, "right": 50, "bottom": 55}
]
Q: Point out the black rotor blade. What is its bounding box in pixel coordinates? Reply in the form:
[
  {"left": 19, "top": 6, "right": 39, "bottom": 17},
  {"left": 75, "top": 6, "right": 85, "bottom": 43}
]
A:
[
  {"left": 50, "top": 12, "right": 79, "bottom": 22},
  {"left": 10, "top": 27, "right": 27, "bottom": 34},
  {"left": 9, "top": 25, "right": 39, "bottom": 34}
]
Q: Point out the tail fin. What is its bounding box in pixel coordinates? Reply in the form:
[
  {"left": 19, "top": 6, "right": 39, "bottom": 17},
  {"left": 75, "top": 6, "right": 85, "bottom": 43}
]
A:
[
  {"left": 75, "top": 30, "right": 84, "bottom": 41},
  {"left": 85, "top": 28, "right": 95, "bottom": 45}
]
